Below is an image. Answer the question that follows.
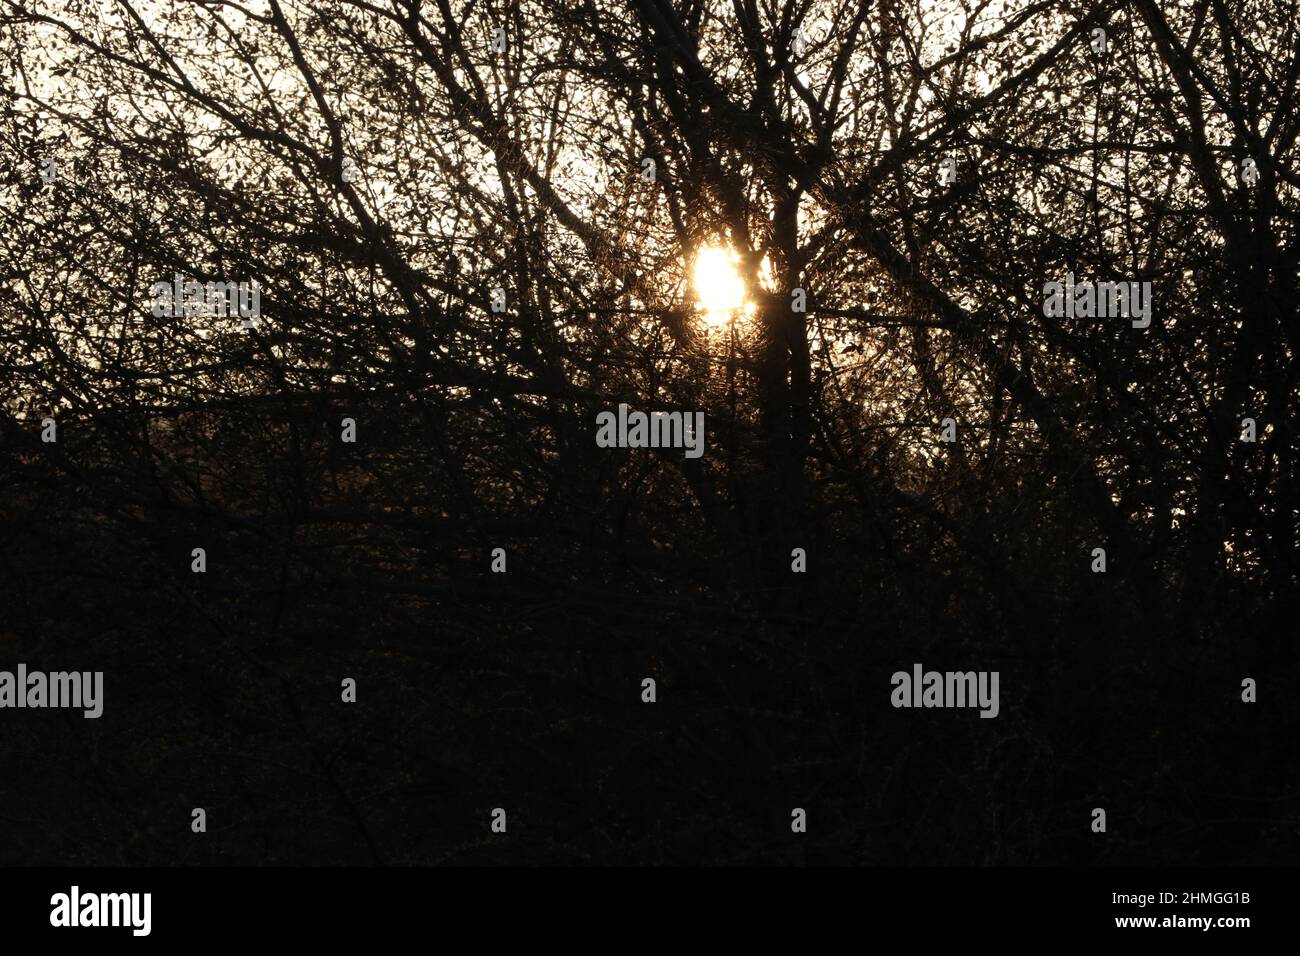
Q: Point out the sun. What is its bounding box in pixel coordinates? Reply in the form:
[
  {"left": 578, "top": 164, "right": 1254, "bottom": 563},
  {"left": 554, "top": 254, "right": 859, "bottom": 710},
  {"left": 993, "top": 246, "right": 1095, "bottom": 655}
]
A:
[{"left": 693, "top": 246, "right": 747, "bottom": 323}]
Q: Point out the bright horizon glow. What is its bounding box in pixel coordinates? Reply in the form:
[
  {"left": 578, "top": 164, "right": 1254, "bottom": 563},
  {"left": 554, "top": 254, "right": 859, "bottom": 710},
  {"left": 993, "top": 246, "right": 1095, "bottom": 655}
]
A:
[{"left": 693, "top": 246, "right": 746, "bottom": 323}]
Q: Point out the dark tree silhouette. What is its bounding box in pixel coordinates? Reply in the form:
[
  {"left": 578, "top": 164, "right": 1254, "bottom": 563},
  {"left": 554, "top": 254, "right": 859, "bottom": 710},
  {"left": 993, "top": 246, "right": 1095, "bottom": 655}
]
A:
[{"left": 0, "top": 0, "right": 1296, "bottom": 864}]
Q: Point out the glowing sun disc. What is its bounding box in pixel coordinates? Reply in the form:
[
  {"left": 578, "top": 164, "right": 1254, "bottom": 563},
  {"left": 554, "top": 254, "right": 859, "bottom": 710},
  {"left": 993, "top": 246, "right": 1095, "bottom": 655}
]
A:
[{"left": 693, "top": 247, "right": 746, "bottom": 321}]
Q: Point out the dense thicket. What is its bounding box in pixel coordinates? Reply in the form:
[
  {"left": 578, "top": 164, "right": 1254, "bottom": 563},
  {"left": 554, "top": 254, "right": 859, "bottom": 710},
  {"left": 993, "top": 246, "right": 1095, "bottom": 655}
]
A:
[{"left": 1, "top": 0, "right": 1296, "bottom": 863}]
